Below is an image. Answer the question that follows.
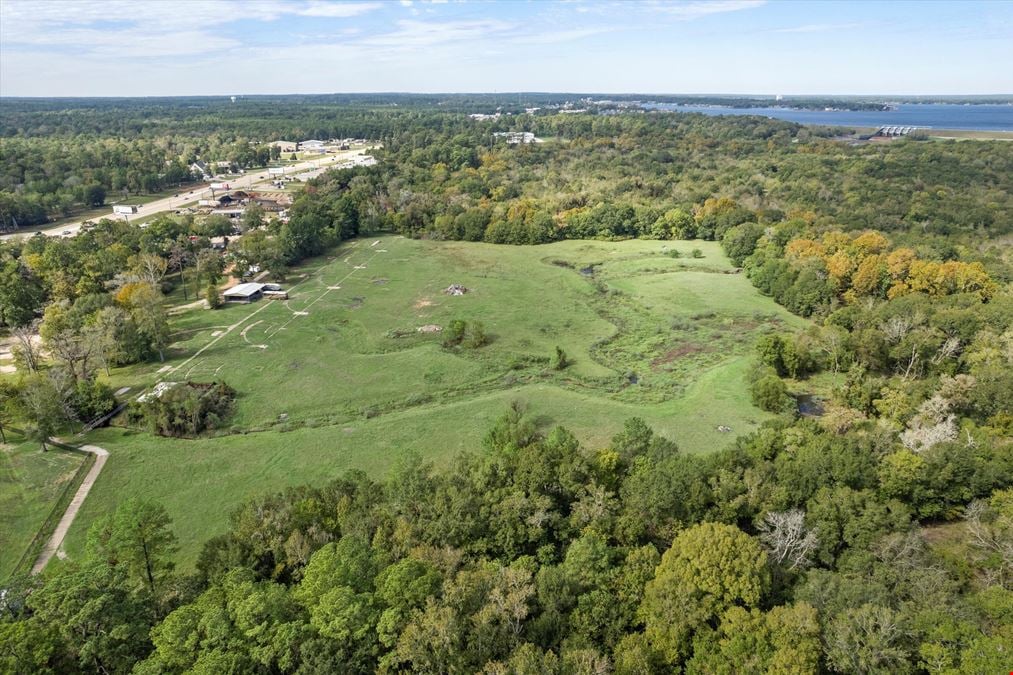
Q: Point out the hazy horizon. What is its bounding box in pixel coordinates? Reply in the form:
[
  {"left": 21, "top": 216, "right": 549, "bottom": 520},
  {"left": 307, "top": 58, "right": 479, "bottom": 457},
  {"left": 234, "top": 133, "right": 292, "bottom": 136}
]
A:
[{"left": 2, "top": 92, "right": 1012, "bottom": 100}]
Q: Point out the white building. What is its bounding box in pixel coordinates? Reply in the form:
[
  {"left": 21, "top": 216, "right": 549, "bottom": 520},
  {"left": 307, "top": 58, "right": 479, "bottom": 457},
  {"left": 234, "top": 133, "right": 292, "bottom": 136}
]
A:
[
  {"left": 190, "top": 161, "right": 211, "bottom": 179},
  {"left": 493, "top": 131, "right": 541, "bottom": 144}
]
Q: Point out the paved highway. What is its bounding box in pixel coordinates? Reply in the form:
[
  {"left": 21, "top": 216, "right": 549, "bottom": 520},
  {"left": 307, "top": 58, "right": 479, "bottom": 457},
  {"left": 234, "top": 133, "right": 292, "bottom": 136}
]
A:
[{"left": 1, "top": 149, "right": 374, "bottom": 240}]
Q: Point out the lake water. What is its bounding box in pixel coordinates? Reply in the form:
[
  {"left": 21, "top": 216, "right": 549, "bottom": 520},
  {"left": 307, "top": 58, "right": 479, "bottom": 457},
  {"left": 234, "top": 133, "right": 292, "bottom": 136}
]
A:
[{"left": 642, "top": 102, "right": 1013, "bottom": 132}]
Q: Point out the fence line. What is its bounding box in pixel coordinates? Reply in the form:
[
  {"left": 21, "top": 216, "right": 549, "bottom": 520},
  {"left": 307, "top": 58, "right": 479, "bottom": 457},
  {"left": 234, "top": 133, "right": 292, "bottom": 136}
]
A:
[{"left": 6, "top": 430, "right": 95, "bottom": 579}]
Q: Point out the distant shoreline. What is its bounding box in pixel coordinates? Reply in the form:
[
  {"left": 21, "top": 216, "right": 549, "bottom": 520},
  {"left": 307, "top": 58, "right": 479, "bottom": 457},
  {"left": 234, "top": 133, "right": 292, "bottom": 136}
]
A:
[{"left": 639, "top": 101, "right": 1013, "bottom": 133}]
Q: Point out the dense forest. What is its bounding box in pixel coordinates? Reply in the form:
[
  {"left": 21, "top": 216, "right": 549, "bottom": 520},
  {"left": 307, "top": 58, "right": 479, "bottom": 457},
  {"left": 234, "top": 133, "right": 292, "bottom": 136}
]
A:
[
  {"left": 6, "top": 94, "right": 1011, "bottom": 229},
  {"left": 1, "top": 100, "right": 1011, "bottom": 673},
  {"left": 2, "top": 407, "right": 1010, "bottom": 672}
]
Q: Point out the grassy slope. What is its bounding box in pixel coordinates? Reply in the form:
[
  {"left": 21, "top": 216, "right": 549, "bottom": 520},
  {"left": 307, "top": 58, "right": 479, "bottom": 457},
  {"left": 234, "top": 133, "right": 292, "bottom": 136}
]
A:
[
  {"left": 61, "top": 237, "right": 805, "bottom": 566},
  {"left": 0, "top": 432, "right": 85, "bottom": 578}
]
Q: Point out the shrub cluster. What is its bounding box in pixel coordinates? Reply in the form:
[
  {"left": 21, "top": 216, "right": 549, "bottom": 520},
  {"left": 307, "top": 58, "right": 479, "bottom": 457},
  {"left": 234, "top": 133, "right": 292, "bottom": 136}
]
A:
[{"left": 129, "top": 380, "right": 236, "bottom": 437}]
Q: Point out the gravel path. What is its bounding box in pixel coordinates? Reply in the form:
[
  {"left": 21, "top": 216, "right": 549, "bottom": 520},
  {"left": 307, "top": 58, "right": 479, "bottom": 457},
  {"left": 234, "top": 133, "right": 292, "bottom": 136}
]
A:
[{"left": 31, "top": 445, "right": 109, "bottom": 575}]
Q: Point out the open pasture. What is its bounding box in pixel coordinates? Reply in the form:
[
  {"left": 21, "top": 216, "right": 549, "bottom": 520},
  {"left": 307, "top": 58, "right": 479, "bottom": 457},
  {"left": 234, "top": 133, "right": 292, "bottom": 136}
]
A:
[
  {"left": 65, "top": 237, "right": 805, "bottom": 564},
  {"left": 0, "top": 433, "right": 86, "bottom": 578}
]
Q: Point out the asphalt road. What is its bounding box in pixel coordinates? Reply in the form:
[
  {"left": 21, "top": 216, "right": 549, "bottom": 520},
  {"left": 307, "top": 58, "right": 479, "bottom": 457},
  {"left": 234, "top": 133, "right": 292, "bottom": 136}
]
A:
[{"left": 1, "top": 149, "right": 373, "bottom": 241}]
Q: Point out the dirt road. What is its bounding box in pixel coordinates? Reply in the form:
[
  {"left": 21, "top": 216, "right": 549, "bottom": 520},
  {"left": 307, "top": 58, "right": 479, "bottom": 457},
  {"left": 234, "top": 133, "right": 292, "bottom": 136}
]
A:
[{"left": 31, "top": 444, "right": 109, "bottom": 575}]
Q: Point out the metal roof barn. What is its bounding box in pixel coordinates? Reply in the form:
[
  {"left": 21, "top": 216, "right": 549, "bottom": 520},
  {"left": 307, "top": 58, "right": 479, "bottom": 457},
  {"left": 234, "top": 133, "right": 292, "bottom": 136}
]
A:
[{"left": 223, "top": 283, "right": 266, "bottom": 303}]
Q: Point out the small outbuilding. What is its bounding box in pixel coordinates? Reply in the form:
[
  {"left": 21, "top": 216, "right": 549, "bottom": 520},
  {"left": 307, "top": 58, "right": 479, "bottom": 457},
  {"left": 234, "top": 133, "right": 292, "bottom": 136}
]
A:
[
  {"left": 223, "top": 282, "right": 266, "bottom": 303},
  {"left": 262, "top": 283, "right": 288, "bottom": 299}
]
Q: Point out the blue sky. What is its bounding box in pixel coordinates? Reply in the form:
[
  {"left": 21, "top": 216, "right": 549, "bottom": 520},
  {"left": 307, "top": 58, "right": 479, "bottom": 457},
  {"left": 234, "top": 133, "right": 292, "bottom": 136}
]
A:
[{"left": 1, "top": 0, "right": 1011, "bottom": 96}]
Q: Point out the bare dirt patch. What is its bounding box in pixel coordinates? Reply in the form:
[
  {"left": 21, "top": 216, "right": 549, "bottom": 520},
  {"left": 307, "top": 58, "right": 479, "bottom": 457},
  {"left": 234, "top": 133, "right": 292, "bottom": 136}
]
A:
[
  {"left": 417, "top": 324, "right": 442, "bottom": 333},
  {"left": 414, "top": 297, "right": 434, "bottom": 310}
]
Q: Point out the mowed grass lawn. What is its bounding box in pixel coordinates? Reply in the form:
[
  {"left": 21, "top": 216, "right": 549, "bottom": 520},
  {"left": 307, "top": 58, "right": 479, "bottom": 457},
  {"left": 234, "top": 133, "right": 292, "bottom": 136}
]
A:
[
  {"left": 0, "top": 432, "right": 85, "bottom": 578},
  {"left": 63, "top": 237, "right": 805, "bottom": 566}
]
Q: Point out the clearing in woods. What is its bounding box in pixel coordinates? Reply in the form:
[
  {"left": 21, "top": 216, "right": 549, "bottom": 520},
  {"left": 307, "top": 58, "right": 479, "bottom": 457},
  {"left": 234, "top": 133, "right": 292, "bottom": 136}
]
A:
[{"left": 63, "top": 237, "right": 806, "bottom": 564}]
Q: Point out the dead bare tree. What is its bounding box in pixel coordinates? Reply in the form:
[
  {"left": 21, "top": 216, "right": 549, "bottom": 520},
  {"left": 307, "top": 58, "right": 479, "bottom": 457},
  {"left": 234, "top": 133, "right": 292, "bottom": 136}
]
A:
[
  {"left": 881, "top": 314, "right": 918, "bottom": 343},
  {"left": 46, "top": 328, "right": 97, "bottom": 384},
  {"left": 931, "top": 336, "right": 961, "bottom": 365},
  {"left": 902, "top": 342, "right": 921, "bottom": 379},
  {"left": 11, "top": 320, "right": 42, "bottom": 373},
  {"left": 873, "top": 531, "right": 935, "bottom": 573},
  {"left": 965, "top": 500, "right": 1013, "bottom": 589},
  {"left": 900, "top": 394, "right": 957, "bottom": 453},
  {"left": 819, "top": 325, "right": 847, "bottom": 374},
  {"left": 134, "top": 253, "right": 168, "bottom": 287},
  {"left": 758, "top": 509, "right": 819, "bottom": 570}
]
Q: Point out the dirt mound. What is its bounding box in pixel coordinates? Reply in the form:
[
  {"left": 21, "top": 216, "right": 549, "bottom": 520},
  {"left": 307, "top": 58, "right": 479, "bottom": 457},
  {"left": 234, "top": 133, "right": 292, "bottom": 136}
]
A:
[
  {"left": 445, "top": 284, "right": 468, "bottom": 295},
  {"left": 417, "top": 324, "right": 442, "bottom": 333}
]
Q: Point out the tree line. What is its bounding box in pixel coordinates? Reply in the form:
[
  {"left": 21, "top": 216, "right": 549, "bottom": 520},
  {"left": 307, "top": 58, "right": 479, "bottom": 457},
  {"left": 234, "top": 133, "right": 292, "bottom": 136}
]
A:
[
  {"left": 2, "top": 404, "right": 1009, "bottom": 672},
  {"left": 0, "top": 136, "right": 286, "bottom": 228}
]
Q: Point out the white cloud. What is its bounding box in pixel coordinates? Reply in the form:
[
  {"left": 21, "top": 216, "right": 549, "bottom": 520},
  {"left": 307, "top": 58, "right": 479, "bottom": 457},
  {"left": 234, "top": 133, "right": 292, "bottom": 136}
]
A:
[
  {"left": 0, "top": 0, "right": 383, "bottom": 60},
  {"left": 647, "top": 0, "right": 765, "bottom": 19},
  {"left": 361, "top": 19, "right": 515, "bottom": 48},
  {"left": 514, "top": 27, "right": 616, "bottom": 45},
  {"left": 2, "top": 0, "right": 256, "bottom": 34},
  {"left": 774, "top": 22, "right": 862, "bottom": 34},
  {"left": 8, "top": 29, "right": 240, "bottom": 58},
  {"left": 297, "top": 2, "right": 381, "bottom": 18}
]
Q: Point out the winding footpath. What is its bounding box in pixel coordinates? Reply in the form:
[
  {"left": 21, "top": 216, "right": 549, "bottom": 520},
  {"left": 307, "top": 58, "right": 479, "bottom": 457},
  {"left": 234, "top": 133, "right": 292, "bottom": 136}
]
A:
[{"left": 31, "top": 445, "right": 109, "bottom": 575}]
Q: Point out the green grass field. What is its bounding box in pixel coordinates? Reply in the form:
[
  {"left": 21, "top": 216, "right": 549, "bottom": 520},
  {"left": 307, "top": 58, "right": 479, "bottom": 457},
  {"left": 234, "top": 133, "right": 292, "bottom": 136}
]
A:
[
  {"left": 59, "top": 237, "right": 806, "bottom": 565},
  {"left": 0, "top": 432, "right": 86, "bottom": 578}
]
